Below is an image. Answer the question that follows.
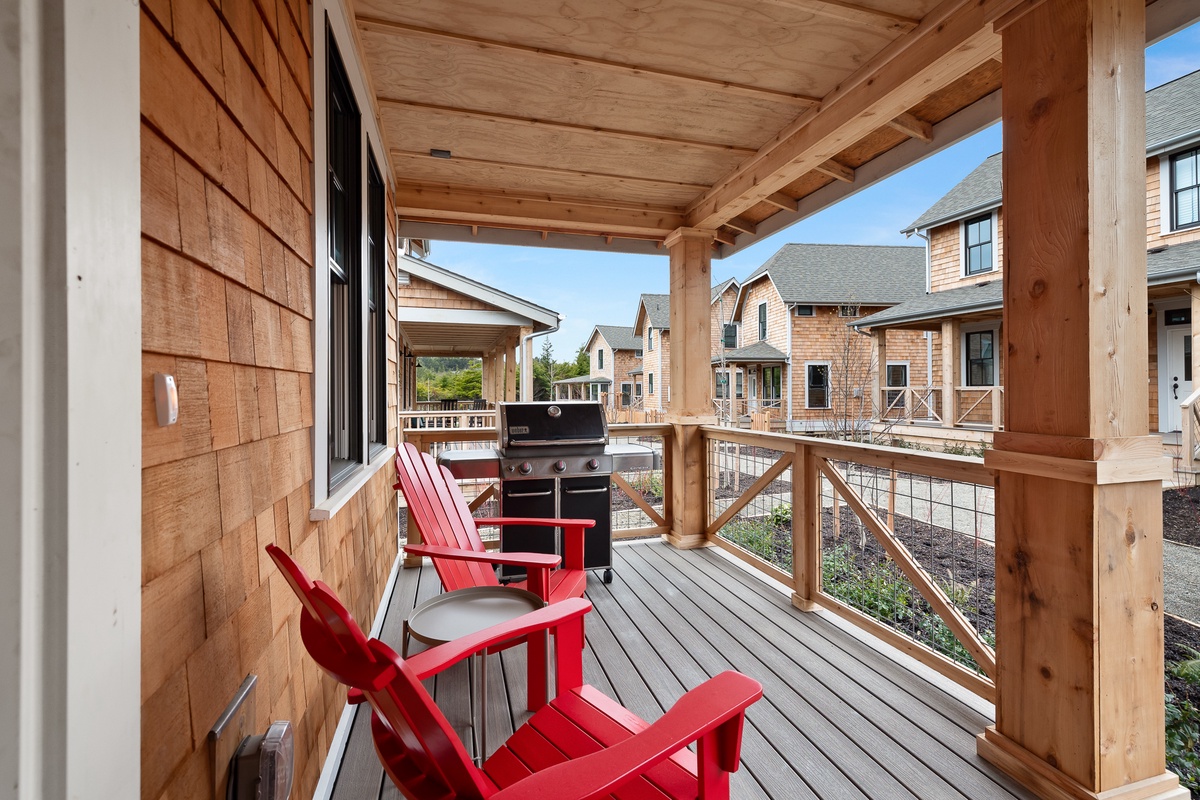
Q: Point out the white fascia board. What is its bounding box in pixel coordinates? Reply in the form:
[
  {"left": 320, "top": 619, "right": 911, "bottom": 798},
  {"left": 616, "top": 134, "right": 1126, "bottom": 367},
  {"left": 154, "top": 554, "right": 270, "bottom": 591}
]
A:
[{"left": 397, "top": 307, "right": 535, "bottom": 327}]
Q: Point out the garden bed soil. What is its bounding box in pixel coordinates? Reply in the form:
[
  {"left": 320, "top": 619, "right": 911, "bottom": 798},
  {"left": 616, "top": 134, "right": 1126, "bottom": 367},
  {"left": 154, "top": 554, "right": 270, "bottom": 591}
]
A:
[{"left": 1165, "top": 486, "right": 1200, "bottom": 548}]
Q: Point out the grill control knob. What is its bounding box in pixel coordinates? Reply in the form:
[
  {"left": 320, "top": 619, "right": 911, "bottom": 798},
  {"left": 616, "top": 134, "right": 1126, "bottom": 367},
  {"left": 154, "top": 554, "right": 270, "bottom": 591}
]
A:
[
  {"left": 586, "top": 458, "right": 600, "bottom": 471},
  {"left": 553, "top": 460, "right": 567, "bottom": 473},
  {"left": 518, "top": 461, "right": 533, "bottom": 476}
]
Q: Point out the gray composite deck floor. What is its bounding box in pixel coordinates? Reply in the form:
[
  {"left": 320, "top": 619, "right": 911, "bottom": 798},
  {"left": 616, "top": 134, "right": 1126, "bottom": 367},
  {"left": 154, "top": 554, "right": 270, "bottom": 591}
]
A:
[{"left": 327, "top": 541, "right": 1034, "bottom": 800}]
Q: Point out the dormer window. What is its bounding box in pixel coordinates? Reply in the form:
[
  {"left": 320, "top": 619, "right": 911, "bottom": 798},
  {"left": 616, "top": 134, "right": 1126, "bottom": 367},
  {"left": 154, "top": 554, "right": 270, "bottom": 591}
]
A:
[
  {"left": 963, "top": 213, "right": 994, "bottom": 276},
  {"left": 1171, "top": 148, "right": 1199, "bottom": 230}
]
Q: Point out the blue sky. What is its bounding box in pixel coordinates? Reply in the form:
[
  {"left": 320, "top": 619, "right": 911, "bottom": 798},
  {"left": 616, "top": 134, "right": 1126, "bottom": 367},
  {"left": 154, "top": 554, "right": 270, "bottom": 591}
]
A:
[{"left": 420, "top": 23, "right": 1200, "bottom": 359}]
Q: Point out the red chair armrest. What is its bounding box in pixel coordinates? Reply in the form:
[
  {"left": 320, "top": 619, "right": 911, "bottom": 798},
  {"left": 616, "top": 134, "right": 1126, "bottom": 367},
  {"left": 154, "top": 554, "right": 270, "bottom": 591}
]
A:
[
  {"left": 474, "top": 517, "right": 596, "bottom": 529},
  {"left": 491, "top": 672, "right": 762, "bottom": 800},
  {"left": 403, "top": 544, "right": 561, "bottom": 569},
  {"left": 406, "top": 598, "right": 592, "bottom": 680}
]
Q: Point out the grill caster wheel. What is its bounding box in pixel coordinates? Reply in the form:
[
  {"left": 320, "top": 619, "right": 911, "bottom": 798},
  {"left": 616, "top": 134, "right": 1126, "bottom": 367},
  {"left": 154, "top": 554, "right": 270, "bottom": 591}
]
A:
[{"left": 603, "top": 569, "right": 613, "bottom": 584}]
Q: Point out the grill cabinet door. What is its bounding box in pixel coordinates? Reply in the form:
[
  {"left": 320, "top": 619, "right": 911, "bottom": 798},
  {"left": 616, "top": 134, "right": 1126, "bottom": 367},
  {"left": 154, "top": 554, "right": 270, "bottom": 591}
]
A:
[
  {"left": 499, "top": 478, "right": 557, "bottom": 580},
  {"left": 560, "top": 476, "right": 612, "bottom": 570}
]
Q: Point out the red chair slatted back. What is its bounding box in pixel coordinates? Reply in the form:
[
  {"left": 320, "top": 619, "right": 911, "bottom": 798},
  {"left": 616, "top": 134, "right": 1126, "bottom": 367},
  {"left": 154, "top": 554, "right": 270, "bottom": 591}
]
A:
[
  {"left": 267, "top": 545, "right": 491, "bottom": 800},
  {"left": 394, "top": 442, "right": 499, "bottom": 591}
]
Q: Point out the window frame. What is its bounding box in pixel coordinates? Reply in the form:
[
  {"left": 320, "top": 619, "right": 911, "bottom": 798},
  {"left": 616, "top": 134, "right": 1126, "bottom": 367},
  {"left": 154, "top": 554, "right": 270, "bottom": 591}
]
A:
[
  {"left": 762, "top": 365, "right": 783, "bottom": 402},
  {"left": 648, "top": 373, "right": 655, "bottom": 395},
  {"left": 885, "top": 361, "right": 909, "bottom": 410},
  {"left": 963, "top": 328, "right": 998, "bottom": 387},
  {"left": 647, "top": 328, "right": 654, "bottom": 351},
  {"left": 757, "top": 302, "right": 767, "bottom": 341},
  {"left": 961, "top": 211, "right": 997, "bottom": 277},
  {"left": 722, "top": 323, "right": 738, "bottom": 349},
  {"left": 367, "top": 153, "right": 387, "bottom": 455},
  {"left": 1170, "top": 147, "right": 1200, "bottom": 232},
  {"left": 597, "top": 348, "right": 604, "bottom": 370},
  {"left": 794, "top": 305, "right": 814, "bottom": 317},
  {"left": 805, "top": 362, "right": 831, "bottom": 410}
]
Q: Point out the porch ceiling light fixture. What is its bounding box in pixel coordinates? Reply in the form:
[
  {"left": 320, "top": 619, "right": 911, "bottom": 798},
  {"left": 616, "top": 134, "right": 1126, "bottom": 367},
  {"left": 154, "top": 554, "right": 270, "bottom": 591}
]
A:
[
  {"left": 229, "top": 721, "right": 294, "bottom": 800},
  {"left": 430, "top": 148, "right": 452, "bottom": 159}
]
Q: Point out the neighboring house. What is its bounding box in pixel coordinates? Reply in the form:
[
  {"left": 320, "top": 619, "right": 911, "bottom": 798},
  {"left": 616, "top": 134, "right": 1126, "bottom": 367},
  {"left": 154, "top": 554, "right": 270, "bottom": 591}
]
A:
[
  {"left": 857, "top": 69, "right": 1200, "bottom": 443},
  {"left": 710, "top": 278, "right": 742, "bottom": 406},
  {"left": 584, "top": 325, "right": 644, "bottom": 407},
  {"left": 729, "top": 244, "right": 928, "bottom": 433},
  {"left": 395, "top": 256, "right": 559, "bottom": 409},
  {"left": 634, "top": 294, "right": 673, "bottom": 411}
]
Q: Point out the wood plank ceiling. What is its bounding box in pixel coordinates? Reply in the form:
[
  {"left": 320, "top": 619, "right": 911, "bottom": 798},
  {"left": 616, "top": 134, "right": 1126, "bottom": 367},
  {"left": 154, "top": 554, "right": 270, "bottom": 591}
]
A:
[{"left": 350, "top": 0, "right": 1013, "bottom": 254}]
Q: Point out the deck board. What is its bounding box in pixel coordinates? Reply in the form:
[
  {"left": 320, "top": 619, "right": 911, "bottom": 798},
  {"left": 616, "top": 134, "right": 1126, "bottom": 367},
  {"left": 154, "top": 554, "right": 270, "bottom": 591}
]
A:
[{"left": 326, "top": 541, "right": 1035, "bottom": 800}]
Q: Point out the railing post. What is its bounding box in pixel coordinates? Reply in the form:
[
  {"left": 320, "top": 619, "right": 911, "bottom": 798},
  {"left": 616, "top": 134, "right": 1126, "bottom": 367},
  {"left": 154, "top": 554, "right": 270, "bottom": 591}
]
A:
[
  {"left": 991, "top": 387, "right": 1002, "bottom": 430},
  {"left": 402, "top": 433, "right": 424, "bottom": 568},
  {"left": 791, "top": 443, "right": 820, "bottom": 611}
]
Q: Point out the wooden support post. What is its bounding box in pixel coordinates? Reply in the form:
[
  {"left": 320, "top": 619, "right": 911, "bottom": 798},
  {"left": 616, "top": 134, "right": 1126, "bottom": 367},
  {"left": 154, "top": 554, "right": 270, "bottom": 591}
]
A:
[
  {"left": 505, "top": 335, "right": 518, "bottom": 402},
  {"left": 520, "top": 327, "right": 534, "bottom": 401},
  {"left": 481, "top": 349, "right": 494, "bottom": 404},
  {"left": 941, "top": 318, "right": 957, "bottom": 427},
  {"left": 664, "top": 227, "right": 715, "bottom": 549},
  {"left": 978, "top": 3, "right": 1183, "bottom": 798},
  {"left": 872, "top": 329, "right": 887, "bottom": 418},
  {"left": 791, "top": 444, "right": 820, "bottom": 612}
]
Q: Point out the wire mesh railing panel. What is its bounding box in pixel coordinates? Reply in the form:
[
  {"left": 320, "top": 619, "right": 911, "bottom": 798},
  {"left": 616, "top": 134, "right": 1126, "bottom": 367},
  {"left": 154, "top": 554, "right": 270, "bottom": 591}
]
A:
[
  {"left": 609, "top": 431, "right": 667, "bottom": 537},
  {"left": 818, "top": 458, "right": 996, "bottom": 674},
  {"left": 707, "top": 437, "right": 794, "bottom": 573}
]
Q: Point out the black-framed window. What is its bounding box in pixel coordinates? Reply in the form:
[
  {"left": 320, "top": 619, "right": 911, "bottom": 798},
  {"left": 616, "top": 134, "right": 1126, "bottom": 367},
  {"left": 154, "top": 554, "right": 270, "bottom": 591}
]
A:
[
  {"left": 1172, "top": 148, "right": 1199, "bottom": 230},
  {"left": 886, "top": 363, "right": 909, "bottom": 409},
  {"left": 367, "top": 154, "right": 386, "bottom": 453},
  {"left": 794, "top": 305, "right": 814, "bottom": 317},
  {"left": 715, "top": 371, "right": 729, "bottom": 399},
  {"left": 327, "top": 30, "right": 362, "bottom": 489},
  {"left": 964, "top": 213, "right": 994, "bottom": 275},
  {"left": 634, "top": 381, "right": 643, "bottom": 397},
  {"left": 966, "top": 330, "right": 995, "bottom": 386},
  {"left": 723, "top": 323, "right": 737, "bottom": 348},
  {"left": 735, "top": 371, "right": 744, "bottom": 399},
  {"left": 647, "top": 329, "right": 654, "bottom": 351},
  {"left": 597, "top": 349, "right": 604, "bottom": 369},
  {"left": 757, "top": 303, "right": 767, "bottom": 340},
  {"left": 763, "top": 366, "right": 782, "bottom": 401},
  {"left": 806, "top": 364, "right": 830, "bottom": 409},
  {"left": 648, "top": 373, "right": 654, "bottom": 394}
]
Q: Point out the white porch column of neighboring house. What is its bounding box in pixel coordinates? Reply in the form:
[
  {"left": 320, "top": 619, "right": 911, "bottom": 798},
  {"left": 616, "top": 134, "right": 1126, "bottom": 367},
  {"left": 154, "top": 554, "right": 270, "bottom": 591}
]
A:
[
  {"left": 665, "top": 228, "right": 715, "bottom": 549},
  {"left": 1, "top": 0, "right": 141, "bottom": 798},
  {"left": 872, "top": 328, "right": 887, "bottom": 418},
  {"left": 980, "top": 2, "right": 1183, "bottom": 798}
]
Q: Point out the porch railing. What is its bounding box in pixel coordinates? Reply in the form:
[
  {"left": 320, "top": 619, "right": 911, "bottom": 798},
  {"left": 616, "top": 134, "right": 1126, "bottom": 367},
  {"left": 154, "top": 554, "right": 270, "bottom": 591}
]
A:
[
  {"left": 878, "top": 387, "right": 943, "bottom": 425},
  {"left": 1180, "top": 386, "right": 1200, "bottom": 472},
  {"left": 953, "top": 387, "right": 1003, "bottom": 429},
  {"left": 400, "top": 408, "right": 497, "bottom": 431},
  {"left": 400, "top": 423, "right": 674, "bottom": 551},
  {"left": 702, "top": 426, "right": 997, "bottom": 700}
]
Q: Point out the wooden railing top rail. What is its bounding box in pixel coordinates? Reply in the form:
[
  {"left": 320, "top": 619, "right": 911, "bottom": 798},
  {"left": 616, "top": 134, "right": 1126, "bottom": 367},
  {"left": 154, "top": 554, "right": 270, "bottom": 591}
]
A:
[
  {"left": 1180, "top": 385, "right": 1200, "bottom": 410},
  {"left": 403, "top": 427, "right": 500, "bottom": 444},
  {"left": 609, "top": 423, "right": 673, "bottom": 437},
  {"left": 700, "top": 425, "right": 995, "bottom": 487}
]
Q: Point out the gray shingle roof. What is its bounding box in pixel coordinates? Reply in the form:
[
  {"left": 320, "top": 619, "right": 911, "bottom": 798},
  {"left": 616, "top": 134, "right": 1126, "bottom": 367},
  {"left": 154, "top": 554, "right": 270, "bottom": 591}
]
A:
[
  {"left": 712, "top": 278, "right": 738, "bottom": 303},
  {"left": 856, "top": 239, "right": 1200, "bottom": 328},
  {"left": 712, "top": 341, "right": 788, "bottom": 364},
  {"left": 1148, "top": 69, "right": 1200, "bottom": 151},
  {"left": 638, "top": 294, "right": 671, "bottom": 329},
  {"left": 905, "top": 70, "right": 1200, "bottom": 233},
  {"left": 854, "top": 281, "right": 1002, "bottom": 328},
  {"left": 742, "top": 243, "right": 926, "bottom": 306},
  {"left": 904, "top": 153, "right": 1002, "bottom": 233},
  {"left": 593, "top": 325, "right": 642, "bottom": 351}
]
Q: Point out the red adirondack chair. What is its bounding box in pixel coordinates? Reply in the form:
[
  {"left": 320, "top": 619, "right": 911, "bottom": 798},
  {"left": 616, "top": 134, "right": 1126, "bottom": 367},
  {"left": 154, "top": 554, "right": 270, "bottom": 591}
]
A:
[
  {"left": 266, "top": 544, "right": 763, "bottom": 800},
  {"left": 394, "top": 441, "right": 592, "bottom": 603}
]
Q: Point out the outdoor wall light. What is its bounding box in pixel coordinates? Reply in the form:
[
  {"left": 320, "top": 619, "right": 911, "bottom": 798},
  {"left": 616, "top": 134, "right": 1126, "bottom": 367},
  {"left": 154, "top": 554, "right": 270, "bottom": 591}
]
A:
[{"left": 228, "top": 721, "right": 294, "bottom": 800}]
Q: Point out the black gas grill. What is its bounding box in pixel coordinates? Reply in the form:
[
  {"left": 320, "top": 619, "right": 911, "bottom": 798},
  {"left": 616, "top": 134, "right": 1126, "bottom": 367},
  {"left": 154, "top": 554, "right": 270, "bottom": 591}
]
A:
[{"left": 437, "top": 401, "right": 655, "bottom": 584}]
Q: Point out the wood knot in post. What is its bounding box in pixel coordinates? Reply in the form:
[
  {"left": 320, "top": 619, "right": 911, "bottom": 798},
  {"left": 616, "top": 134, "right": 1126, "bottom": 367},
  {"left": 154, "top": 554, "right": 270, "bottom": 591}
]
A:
[
  {"left": 1040, "top": 665, "right": 1052, "bottom": 680},
  {"left": 1029, "top": 279, "right": 1046, "bottom": 299}
]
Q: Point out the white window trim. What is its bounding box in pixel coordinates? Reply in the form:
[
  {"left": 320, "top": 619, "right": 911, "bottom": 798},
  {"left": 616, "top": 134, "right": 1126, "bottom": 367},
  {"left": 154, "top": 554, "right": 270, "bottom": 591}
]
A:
[
  {"left": 961, "top": 322, "right": 1000, "bottom": 387},
  {"left": 722, "top": 321, "right": 739, "bottom": 349},
  {"left": 1154, "top": 297, "right": 1193, "bottom": 430},
  {"left": 1161, "top": 146, "right": 1200, "bottom": 235},
  {"left": 312, "top": 1, "right": 395, "bottom": 508},
  {"left": 959, "top": 210, "right": 999, "bottom": 278},
  {"left": 757, "top": 301, "right": 768, "bottom": 341},
  {"left": 804, "top": 361, "right": 832, "bottom": 410},
  {"left": 885, "top": 360, "right": 911, "bottom": 387}
]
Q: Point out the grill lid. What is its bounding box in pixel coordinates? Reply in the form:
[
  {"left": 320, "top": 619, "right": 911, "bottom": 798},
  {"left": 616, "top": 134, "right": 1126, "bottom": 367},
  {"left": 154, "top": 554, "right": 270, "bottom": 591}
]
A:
[{"left": 498, "top": 401, "right": 608, "bottom": 451}]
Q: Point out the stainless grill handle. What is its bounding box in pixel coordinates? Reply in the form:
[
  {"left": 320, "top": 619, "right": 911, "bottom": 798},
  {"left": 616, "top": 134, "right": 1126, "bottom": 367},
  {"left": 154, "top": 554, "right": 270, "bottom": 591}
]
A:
[
  {"left": 505, "top": 490, "right": 553, "bottom": 498},
  {"left": 563, "top": 487, "right": 608, "bottom": 495},
  {"left": 506, "top": 437, "right": 607, "bottom": 446}
]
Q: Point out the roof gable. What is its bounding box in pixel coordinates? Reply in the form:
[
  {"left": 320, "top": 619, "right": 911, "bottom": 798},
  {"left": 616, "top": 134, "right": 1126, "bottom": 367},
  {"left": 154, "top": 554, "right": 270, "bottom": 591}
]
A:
[
  {"left": 590, "top": 325, "right": 643, "bottom": 351},
  {"left": 736, "top": 243, "right": 926, "bottom": 312}
]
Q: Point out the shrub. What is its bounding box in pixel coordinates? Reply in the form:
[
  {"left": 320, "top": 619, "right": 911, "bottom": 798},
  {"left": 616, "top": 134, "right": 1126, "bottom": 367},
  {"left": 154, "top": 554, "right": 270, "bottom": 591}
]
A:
[
  {"left": 1168, "top": 649, "right": 1200, "bottom": 793},
  {"left": 721, "top": 519, "right": 791, "bottom": 571},
  {"left": 766, "top": 502, "right": 792, "bottom": 529}
]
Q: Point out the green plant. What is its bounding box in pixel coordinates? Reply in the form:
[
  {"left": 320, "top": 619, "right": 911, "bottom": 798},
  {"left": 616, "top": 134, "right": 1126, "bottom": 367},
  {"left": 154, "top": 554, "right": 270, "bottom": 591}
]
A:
[
  {"left": 1168, "top": 648, "right": 1200, "bottom": 793},
  {"left": 822, "top": 544, "right": 912, "bottom": 622},
  {"left": 721, "top": 520, "right": 790, "bottom": 571},
  {"left": 941, "top": 440, "right": 988, "bottom": 459},
  {"left": 766, "top": 502, "right": 792, "bottom": 529},
  {"left": 627, "top": 471, "right": 664, "bottom": 499}
]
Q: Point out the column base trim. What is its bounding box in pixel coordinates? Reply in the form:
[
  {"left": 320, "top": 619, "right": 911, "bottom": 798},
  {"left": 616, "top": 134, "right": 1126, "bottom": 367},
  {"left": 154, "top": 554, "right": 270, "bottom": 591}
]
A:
[
  {"left": 791, "top": 593, "right": 820, "bottom": 612},
  {"left": 664, "top": 531, "right": 709, "bottom": 550},
  {"left": 978, "top": 727, "right": 1186, "bottom": 800}
]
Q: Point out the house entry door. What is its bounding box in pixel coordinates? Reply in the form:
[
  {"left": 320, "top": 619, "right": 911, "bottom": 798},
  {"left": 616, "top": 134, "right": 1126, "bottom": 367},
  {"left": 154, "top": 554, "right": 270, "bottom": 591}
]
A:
[{"left": 1165, "top": 327, "right": 1193, "bottom": 432}]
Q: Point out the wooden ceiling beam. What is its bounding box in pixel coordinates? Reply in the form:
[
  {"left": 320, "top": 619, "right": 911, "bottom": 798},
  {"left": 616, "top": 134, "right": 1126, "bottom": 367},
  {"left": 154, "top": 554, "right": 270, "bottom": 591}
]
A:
[
  {"left": 814, "top": 158, "right": 855, "bottom": 183},
  {"left": 725, "top": 216, "right": 757, "bottom": 235},
  {"left": 759, "top": 0, "right": 920, "bottom": 33},
  {"left": 394, "top": 185, "right": 683, "bottom": 238},
  {"left": 395, "top": 180, "right": 684, "bottom": 214},
  {"left": 358, "top": 15, "right": 821, "bottom": 108},
  {"left": 686, "top": 0, "right": 1001, "bottom": 230},
  {"left": 887, "top": 111, "right": 934, "bottom": 142},
  {"left": 388, "top": 148, "right": 709, "bottom": 191},
  {"left": 763, "top": 192, "right": 799, "bottom": 212},
  {"left": 377, "top": 97, "right": 758, "bottom": 155}
]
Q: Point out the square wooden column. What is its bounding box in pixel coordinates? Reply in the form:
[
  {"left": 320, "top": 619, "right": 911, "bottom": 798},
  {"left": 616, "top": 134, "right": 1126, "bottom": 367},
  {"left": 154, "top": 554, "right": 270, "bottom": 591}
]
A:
[
  {"left": 978, "top": 2, "right": 1183, "bottom": 798},
  {"left": 941, "top": 318, "right": 957, "bottom": 427},
  {"left": 665, "top": 227, "right": 716, "bottom": 549},
  {"left": 505, "top": 334, "right": 518, "bottom": 402},
  {"left": 872, "top": 328, "right": 888, "bottom": 418},
  {"left": 481, "top": 349, "right": 494, "bottom": 403}
]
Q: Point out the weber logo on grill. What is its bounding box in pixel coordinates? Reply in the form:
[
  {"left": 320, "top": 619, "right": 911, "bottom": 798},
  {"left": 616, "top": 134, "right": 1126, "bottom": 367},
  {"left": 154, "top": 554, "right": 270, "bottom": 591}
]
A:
[{"left": 510, "top": 425, "right": 530, "bottom": 435}]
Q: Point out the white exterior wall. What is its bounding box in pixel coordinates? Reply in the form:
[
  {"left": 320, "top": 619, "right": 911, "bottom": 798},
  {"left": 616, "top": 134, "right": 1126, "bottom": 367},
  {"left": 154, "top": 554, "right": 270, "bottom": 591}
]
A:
[{"left": 1, "top": 1, "right": 142, "bottom": 798}]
